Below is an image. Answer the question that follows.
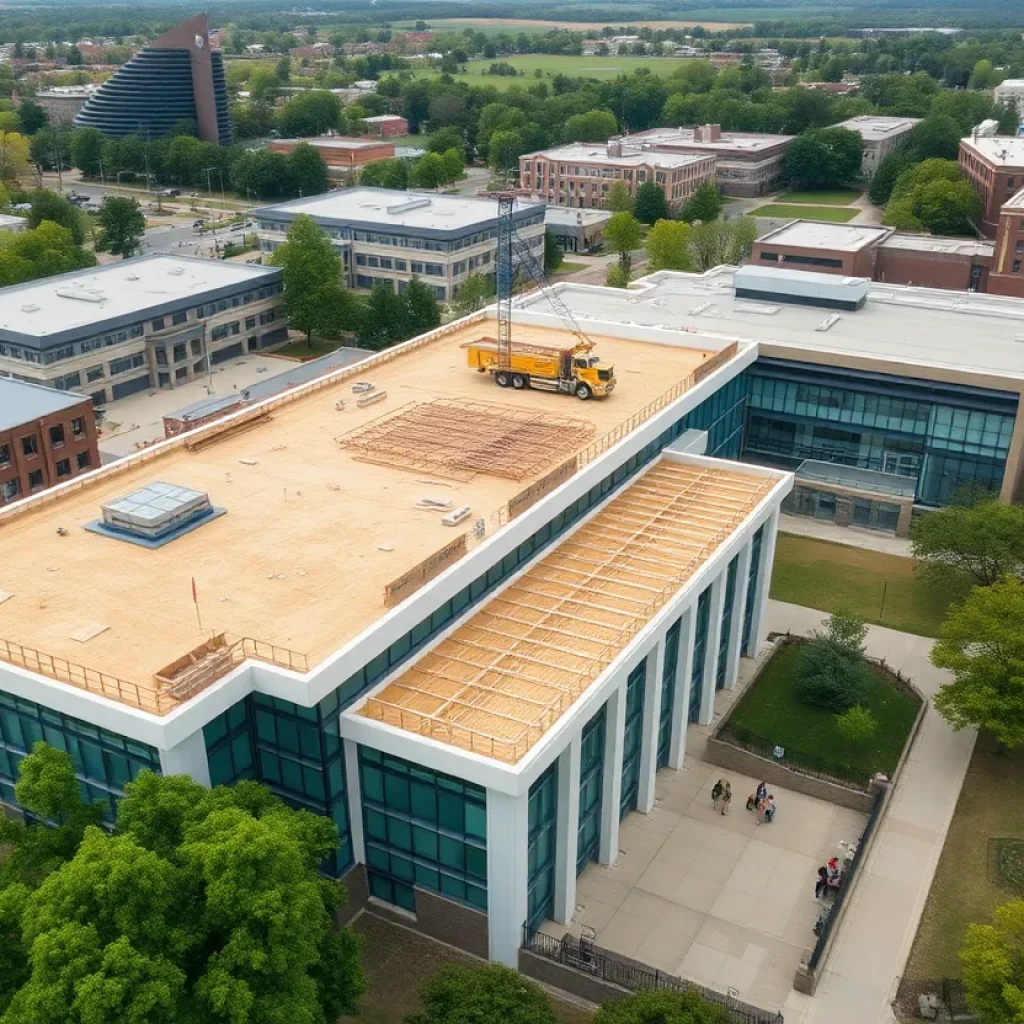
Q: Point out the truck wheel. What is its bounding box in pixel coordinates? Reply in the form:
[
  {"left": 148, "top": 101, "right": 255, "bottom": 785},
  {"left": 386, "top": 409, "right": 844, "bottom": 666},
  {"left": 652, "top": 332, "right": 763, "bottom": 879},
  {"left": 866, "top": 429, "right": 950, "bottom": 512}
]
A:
[
  {"left": 511, "top": 374, "right": 526, "bottom": 389},
  {"left": 495, "top": 372, "right": 511, "bottom": 387},
  {"left": 575, "top": 383, "right": 592, "bottom": 400}
]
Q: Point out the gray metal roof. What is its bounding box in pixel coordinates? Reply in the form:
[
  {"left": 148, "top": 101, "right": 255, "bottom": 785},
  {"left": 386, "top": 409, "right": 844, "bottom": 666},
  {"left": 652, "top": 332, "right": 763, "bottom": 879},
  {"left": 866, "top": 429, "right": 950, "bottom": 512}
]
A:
[{"left": 0, "top": 377, "right": 90, "bottom": 432}]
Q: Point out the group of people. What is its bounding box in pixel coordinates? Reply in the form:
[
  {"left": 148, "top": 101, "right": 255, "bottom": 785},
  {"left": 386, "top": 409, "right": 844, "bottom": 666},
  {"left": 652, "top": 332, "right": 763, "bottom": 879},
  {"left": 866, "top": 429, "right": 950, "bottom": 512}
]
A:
[
  {"left": 814, "top": 856, "right": 843, "bottom": 900},
  {"left": 747, "top": 782, "right": 776, "bottom": 825},
  {"left": 710, "top": 778, "right": 732, "bottom": 814}
]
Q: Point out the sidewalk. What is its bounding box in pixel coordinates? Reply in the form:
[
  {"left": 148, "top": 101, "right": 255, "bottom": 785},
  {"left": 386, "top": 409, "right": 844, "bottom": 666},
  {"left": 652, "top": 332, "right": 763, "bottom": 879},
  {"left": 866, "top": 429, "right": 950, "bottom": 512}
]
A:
[
  {"left": 779, "top": 514, "right": 912, "bottom": 558},
  {"left": 759, "top": 602, "right": 975, "bottom": 1024}
]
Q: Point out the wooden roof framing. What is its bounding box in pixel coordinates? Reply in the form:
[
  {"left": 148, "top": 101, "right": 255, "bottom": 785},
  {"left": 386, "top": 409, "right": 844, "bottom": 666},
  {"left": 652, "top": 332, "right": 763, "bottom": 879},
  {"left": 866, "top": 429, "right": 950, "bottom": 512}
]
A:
[{"left": 359, "top": 461, "right": 776, "bottom": 764}]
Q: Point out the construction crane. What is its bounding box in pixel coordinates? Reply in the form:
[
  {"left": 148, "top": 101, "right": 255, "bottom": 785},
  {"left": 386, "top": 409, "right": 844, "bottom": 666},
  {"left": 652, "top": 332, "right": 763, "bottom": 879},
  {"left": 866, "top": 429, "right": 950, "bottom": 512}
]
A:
[{"left": 462, "top": 195, "right": 618, "bottom": 400}]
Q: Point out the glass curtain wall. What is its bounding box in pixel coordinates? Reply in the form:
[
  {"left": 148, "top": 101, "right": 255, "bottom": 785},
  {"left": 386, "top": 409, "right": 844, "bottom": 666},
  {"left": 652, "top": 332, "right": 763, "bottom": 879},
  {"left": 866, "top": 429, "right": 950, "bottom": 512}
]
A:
[
  {"left": 577, "top": 705, "right": 606, "bottom": 874},
  {"left": 689, "top": 588, "right": 712, "bottom": 723},
  {"left": 715, "top": 557, "right": 739, "bottom": 690},
  {"left": 742, "top": 525, "right": 764, "bottom": 652},
  {"left": 657, "top": 618, "right": 682, "bottom": 769},
  {"left": 619, "top": 659, "right": 646, "bottom": 820},
  {"left": 527, "top": 762, "right": 558, "bottom": 928}
]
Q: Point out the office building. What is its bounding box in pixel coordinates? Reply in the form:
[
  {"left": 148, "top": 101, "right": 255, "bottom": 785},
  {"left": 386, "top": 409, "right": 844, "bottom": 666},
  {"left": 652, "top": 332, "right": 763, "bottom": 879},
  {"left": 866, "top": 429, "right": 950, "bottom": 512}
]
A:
[
  {"left": 751, "top": 220, "right": 994, "bottom": 293},
  {"left": 959, "top": 134, "right": 1024, "bottom": 237},
  {"left": 989, "top": 185, "right": 1024, "bottom": 298},
  {"left": 544, "top": 207, "right": 612, "bottom": 253},
  {"left": 73, "top": 14, "right": 231, "bottom": 145},
  {"left": 266, "top": 137, "right": 395, "bottom": 181},
  {"left": 993, "top": 80, "right": 1024, "bottom": 127},
  {"left": 619, "top": 125, "right": 795, "bottom": 197},
  {"left": 519, "top": 141, "right": 716, "bottom": 211},
  {"left": 832, "top": 115, "right": 920, "bottom": 178},
  {"left": 0, "top": 379, "right": 98, "bottom": 506},
  {"left": 29, "top": 85, "right": 95, "bottom": 125},
  {"left": 0, "top": 256, "right": 286, "bottom": 406},
  {"left": 254, "top": 189, "right": 545, "bottom": 302}
]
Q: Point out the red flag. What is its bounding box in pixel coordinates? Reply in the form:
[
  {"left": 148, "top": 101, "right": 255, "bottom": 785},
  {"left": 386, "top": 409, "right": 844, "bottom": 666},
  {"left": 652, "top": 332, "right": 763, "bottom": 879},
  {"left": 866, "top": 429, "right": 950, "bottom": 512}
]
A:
[{"left": 191, "top": 576, "right": 198, "bottom": 604}]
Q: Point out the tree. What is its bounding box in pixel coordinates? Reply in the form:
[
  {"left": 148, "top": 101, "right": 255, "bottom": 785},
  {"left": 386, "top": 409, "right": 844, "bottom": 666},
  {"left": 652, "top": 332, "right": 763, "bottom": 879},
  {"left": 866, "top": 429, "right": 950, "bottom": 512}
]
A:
[
  {"left": 359, "top": 158, "right": 408, "bottom": 190},
  {"left": 605, "top": 211, "right": 642, "bottom": 277},
  {"left": 451, "top": 272, "right": 495, "bottom": 315},
  {"left": 543, "top": 230, "right": 563, "bottom": 275},
  {"left": 277, "top": 90, "right": 342, "bottom": 137},
  {"left": 905, "top": 115, "right": 962, "bottom": 162},
  {"left": 688, "top": 217, "right": 757, "bottom": 272},
  {"left": 795, "top": 610, "right": 871, "bottom": 712},
  {"left": 604, "top": 181, "right": 633, "bottom": 213},
  {"left": 289, "top": 141, "right": 328, "bottom": 196},
  {"left": 911, "top": 497, "right": 1024, "bottom": 588},
  {"left": 28, "top": 127, "right": 69, "bottom": 173},
  {"left": 27, "top": 188, "right": 85, "bottom": 245},
  {"left": 231, "top": 149, "right": 294, "bottom": 200},
  {"left": 95, "top": 196, "right": 145, "bottom": 258},
  {"left": 407, "top": 963, "right": 556, "bottom": 1024},
  {"left": 634, "top": 181, "right": 669, "bottom": 225},
  {"left": 646, "top": 219, "right": 692, "bottom": 272},
  {"left": 593, "top": 989, "right": 736, "bottom": 1024},
  {"left": 17, "top": 100, "right": 48, "bottom": 136},
  {"left": 0, "top": 130, "right": 30, "bottom": 183},
  {"left": 932, "top": 578, "right": 1024, "bottom": 748},
  {"left": 402, "top": 276, "right": 441, "bottom": 336},
  {"left": 680, "top": 181, "right": 723, "bottom": 224},
  {"left": 0, "top": 221, "right": 96, "bottom": 287},
  {"left": 1, "top": 753, "right": 366, "bottom": 1024},
  {"left": 487, "top": 129, "right": 523, "bottom": 174},
  {"left": 836, "top": 705, "right": 878, "bottom": 746},
  {"left": 561, "top": 109, "right": 618, "bottom": 143},
  {"left": 783, "top": 126, "right": 863, "bottom": 190},
  {"left": 412, "top": 151, "right": 446, "bottom": 189},
  {"left": 961, "top": 899, "right": 1024, "bottom": 1024},
  {"left": 884, "top": 159, "right": 982, "bottom": 236},
  {"left": 869, "top": 147, "right": 914, "bottom": 206},
  {"left": 426, "top": 126, "right": 465, "bottom": 157},
  {"left": 268, "top": 214, "right": 360, "bottom": 345},
  {"left": 605, "top": 263, "right": 630, "bottom": 288},
  {"left": 441, "top": 148, "right": 463, "bottom": 185},
  {"left": 69, "top": 127, "right": 106, "bottom": 178},
  {"left": 360, "top": 283, "right": 408, "bottom": 351}
]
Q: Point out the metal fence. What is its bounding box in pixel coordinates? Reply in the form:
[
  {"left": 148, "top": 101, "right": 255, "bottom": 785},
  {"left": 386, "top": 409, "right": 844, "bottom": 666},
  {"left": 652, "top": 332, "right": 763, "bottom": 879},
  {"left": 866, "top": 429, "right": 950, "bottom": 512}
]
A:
[
  {"left": 807, "top": 787, "right": 885, "bottom": 972},
  {"left": 522, "top": 926, "right": 784, "bottom": 1024},
  {"left": 722, "top": 722, "right": 873, "bottom": 790}
]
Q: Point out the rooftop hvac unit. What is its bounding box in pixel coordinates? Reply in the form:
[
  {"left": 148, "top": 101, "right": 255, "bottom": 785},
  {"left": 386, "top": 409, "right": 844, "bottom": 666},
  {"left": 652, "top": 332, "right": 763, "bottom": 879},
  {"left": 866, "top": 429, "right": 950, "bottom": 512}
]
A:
[
  {"left": 733, "top": 265, "right": 869, "bottom": 311},
  {"left": 442, "top": 505, "right": 472, "bottom": 527}
]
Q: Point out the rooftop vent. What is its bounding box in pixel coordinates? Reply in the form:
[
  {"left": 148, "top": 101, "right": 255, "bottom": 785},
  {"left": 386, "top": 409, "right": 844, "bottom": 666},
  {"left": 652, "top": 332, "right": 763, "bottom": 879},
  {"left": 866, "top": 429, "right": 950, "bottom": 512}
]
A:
[
  {"left": 168, "top": 266, "right": 185, "bottom": 276},
  {"left": 20, "top": 303, "right": 39, "bottom": 313},
  {"left": 85, "top": 482, "right": 225, "bottom": 548},
  {"left": 386, "top": 198, "right": 432, "bottom": 215},
  {"left": 55, "top": 285, "right": 105, "bottom": 303}
]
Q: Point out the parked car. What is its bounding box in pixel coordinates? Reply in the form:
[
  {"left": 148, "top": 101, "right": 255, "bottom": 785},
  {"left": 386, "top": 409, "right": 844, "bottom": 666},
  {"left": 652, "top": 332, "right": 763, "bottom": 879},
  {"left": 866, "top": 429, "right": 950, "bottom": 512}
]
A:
[{"left": 160, "top": 188, "right": 182, "bottom": 198}]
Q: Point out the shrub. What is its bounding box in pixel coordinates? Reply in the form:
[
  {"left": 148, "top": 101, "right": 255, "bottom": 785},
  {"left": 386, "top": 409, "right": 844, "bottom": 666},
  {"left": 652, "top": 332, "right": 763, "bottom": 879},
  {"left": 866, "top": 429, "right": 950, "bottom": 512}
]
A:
[
  {"left": 594, "top": 988, "right": 736, "bottom": 1024},
  {"left": 795, "top": 610, "right": 870, "bottom": 712},
  {"left": 836, "top": 704, "right": 878, "bottom": 745},
  {"left": 407, "top": 963, "right": 556, "bottom": 1024}
]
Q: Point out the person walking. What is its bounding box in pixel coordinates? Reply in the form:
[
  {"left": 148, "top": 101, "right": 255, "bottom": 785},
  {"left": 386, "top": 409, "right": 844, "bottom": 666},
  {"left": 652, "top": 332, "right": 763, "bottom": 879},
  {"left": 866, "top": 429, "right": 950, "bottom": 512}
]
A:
[
  {"left": 711, "top": 778, "right": 724, "bottom": 811},
  {"left": 815, "top": 866, "right": 828, "bottom": 900},
  {"left": 720, "top": 780, "right": 732, "bottom": 815},
  {"left": 756, "top": 794, "right": 767, "bottom": 825}
]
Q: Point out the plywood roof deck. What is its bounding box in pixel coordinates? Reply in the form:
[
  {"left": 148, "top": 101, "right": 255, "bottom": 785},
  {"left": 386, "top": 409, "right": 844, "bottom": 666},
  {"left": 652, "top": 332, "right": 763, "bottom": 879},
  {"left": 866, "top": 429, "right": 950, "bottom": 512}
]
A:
[
  {"left": 0, "top": 320, "right": 720, "bottom": 713},
  {"left": 359, "top": 461, "right": 776, "bottom": 764}
]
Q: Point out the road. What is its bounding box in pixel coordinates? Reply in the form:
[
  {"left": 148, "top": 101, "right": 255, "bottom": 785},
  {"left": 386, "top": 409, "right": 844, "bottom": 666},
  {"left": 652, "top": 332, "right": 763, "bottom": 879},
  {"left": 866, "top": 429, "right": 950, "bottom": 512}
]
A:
[{"left": 140, "top": 219, "right": 253, "bottom": 257}]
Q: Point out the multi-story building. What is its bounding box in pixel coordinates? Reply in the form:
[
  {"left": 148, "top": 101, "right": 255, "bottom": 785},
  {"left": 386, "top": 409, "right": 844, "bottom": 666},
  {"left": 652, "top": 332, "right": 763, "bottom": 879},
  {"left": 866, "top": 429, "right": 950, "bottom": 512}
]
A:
[
  {"left": 620, "top": 125, "right": 795, "bottom": 197},
  {"left": 0, "top": 256, "right": 287, "bottom": 406},
  {"left": 0, "top": 379, "right": 99, "bottom": 506},
  {"left": 518, "top": 141, "right": 716, "bottom": 211},
  {"left": 73, "top": 14, "right": 231, "bottom": 145},
  {"left": 832, "top": 115, "right": 920, "bottom": 178},
  {"left": 266, "top": 137, "right": 395, "bottom": 181},
  {"left": 993, "top": 80, "right": 1024, "bottom": 129},
  {"left": 544, "top": 207, "right": 612, "bottom": 253},
  {"left": 29, "top": 85, "right": 95, "bottom": 125},
  {"left": 0, "top": 303, "right": 787, "bottom": 977},
  {"left": 959, "top": 134, "right": 1024, "bottom": 237},
  {"left": 989, "top": 185, "right": 1024, "bottom": 297},
  {"left": 254, "top": 189, "right": 545, "bottom": 302}
]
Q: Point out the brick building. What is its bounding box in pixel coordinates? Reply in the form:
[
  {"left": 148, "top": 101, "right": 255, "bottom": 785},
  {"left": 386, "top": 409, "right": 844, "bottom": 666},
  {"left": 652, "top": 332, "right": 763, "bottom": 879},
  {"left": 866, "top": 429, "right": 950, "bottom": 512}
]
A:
[
  {"left": 989, "top": 186, "right": 1024, "bottom": 297},
  {"left": 0, "top": 379, "right": 98, "bottom": 506},
  {"left": 959, "top": 135, "right": 1024, "bottom": 237},
  {"left": 266, "top": 136, "right": 395, "bottom": 181},
  {"left": 519, "top": 141, "right": 716, "bottom": 211},
  {"left": 360, "top": 114, "right": 409, "bottom": 137}
]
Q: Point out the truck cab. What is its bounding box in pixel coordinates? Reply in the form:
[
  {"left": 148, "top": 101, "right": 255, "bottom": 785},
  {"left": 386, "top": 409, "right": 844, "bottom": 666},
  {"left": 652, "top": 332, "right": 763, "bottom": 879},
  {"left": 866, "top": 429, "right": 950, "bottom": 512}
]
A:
[{"left": 572, "top": 355, "right": 615, "bottom": 398}]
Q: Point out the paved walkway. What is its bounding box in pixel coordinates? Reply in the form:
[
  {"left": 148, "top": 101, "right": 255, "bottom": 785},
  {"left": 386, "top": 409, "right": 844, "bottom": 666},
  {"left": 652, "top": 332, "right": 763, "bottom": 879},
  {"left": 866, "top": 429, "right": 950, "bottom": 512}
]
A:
[
  {"left": 779, "top": 515, "right": 912, "bottom": 558},
  {"left": 761, "top": 602, "right": 976, "bottom": 1024}
]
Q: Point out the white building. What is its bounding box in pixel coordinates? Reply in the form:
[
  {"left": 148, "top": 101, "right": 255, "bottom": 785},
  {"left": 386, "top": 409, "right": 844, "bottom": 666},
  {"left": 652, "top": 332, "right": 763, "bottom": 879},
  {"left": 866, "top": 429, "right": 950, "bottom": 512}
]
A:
[
  {"left": 832, "top": 115, "right": 921, "bottom": 177},
  {"left": 254, "top": 189, "right": 545, "bottom": 302},
  {"left": 994, "top": 79, "right": 1024, "bottom": 128}
]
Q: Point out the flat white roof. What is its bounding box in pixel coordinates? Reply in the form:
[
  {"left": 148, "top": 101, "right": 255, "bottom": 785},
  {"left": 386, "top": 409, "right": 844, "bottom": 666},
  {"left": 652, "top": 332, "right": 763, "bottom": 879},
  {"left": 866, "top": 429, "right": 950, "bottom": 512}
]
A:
[
  {"left": 276, "top": 136, "right": 386, "bottom": 150},
  {"left": 544, "top": 207, "right": 612, "bottom": 228},
  {"left": 515, "top": 266, "right": 1024, "bottom": 382},
  {"left": 835, "top": 115, "right": 920, "bottom": 140},
  {"left": 361, "top": 114, "right": 405, "bottom": 122},
  {"left": 528, "top": 142, "right": 710, "bottom": 169},
  {"left": 757, "top": 220, "right": 890, "bottom": 252},
  {"left": 995, "top": 80, "right": 1024, "bottom": 89},
  {"left": 960, "top": 135, "right": 1024, "bottom": 167},
  {"left": 879, "top": 233, "right": 994, "bottom": 257},
  {"left": 0, "top": 256, "right": 278, "bottom": 340},
  {"left": 256, "top": 188, "right": 543, "bottom": 233},
  {"left": 627, "top": 127, "right": 794, "bottom": 152}
]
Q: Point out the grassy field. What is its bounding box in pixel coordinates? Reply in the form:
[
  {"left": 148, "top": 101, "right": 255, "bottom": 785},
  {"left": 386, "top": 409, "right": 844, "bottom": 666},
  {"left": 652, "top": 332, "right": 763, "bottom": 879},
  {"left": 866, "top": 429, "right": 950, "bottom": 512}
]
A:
[
  {"left": 769, "top": 533, "right": 969, "bottom": 638},
  {"left": 396, "top": 16, "right": 756, "bottom": 31},
  {"left": 342, "top": 914, "right": 594, "bottom": 1024},
  {"left": 272, "top": 337, "right": 345, "bottom": 361},
  {"left": 902, "top": 735, "right": 1024, "bottom": 982},
  {"left": 725, "top": 642, "right": 921, "bottom": 778},
  {"left": 407, "top": 53, "right": 696, "bottom": 88},
  {"left": 776, "top": 189, "right": 863, "bottom": 205},
  {"left": 749, "top": 203, "right": 860, "bottom": 223}
]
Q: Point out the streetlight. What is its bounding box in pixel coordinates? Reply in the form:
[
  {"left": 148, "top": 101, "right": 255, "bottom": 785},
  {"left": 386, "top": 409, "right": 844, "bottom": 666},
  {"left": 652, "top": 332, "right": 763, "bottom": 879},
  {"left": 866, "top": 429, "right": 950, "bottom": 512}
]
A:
[{"left": 204, "top": 166, "right": 226, "bottom": 209}]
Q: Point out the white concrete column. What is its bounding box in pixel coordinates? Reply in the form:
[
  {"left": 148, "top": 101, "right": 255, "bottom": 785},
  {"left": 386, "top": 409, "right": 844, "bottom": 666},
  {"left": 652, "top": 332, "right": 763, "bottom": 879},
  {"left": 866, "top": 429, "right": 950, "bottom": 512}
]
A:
[
  {"left": 598, "top": 678, "right": 626, "bottom": 865},
  {"left": 158, "top": 729, "right": 211, "bottom": 787},
  {"left": 486, "top": 788, "right": 530, "bottom": 966},
  {"left": 724, "top": 541, "right": 753, "bottom": 690},
  {"left": 668, "top": 607, "right": 695, "bottom": 770},
  {"left": 343, "top": 738, "right": 365, "bottom": 865},
  {"left": 699, "top": 574, "right": 726, "bottom": 726},
  {"left": 553, "top": 735, "right": 581, "bottom": 925},
  {"left": 636, "top": 640, "right": 664, "bottom": 814},
  {"left": 744, "top": 511, "right": 779, "bottom": 658}
]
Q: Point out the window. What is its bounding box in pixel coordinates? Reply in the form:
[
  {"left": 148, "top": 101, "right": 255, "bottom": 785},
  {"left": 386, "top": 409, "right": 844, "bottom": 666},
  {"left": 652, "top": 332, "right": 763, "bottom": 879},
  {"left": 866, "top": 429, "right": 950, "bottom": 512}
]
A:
[
  {"left": 71, "top": 417, "right": 85, "bottom": 439},
  {"left": 658, "top": 617, "right": 682, "bottom": 769},
  {"left": 0, "top": 444, "right": 9, "bottom": 467},
  {"left": 527, "top": 763, "right": 557, "bottom": 928},
  {"left": 152, "top": 318, "right": 165, "bottom": 331},
  {"left": 86, "top": 366, "right": 105, "bottom": 383},
  {"left": 21, "top": 435, "right": 37, "bottom": 458},
  {"left": 49, "top": 424, "right": 65, "bottom": 447},
  {"left": 577, "top": 705, "right": 605, "bottom": 874},
  {"left": 1, "top": 479, "right": 19, "bottom": 502},
  {"left": 56, "top": 458, "right": 71, "bottom": 479},
  {"left": 173, "top": 343, "right": 187, "bottom": 362},
  {"left": 1015, "top": 260, "right": 1022, "bottom": 274},
  {"left": 191, "top": 339, "right": 202, "bottom": 355},
  {"left": 620, "top": 659, "right": 646, "bottom": 819},
  {"left": 109, "top": 353, "right": 145, "bottom": 376},
  {"left": 27, "top": 469, "right": 43, "bottom": 491},
  {"left": 245, "top": 317, "right": 256, "bottom": 330},
  {"left": 172, "top": 310, "right": 187, "bottom": 326},
  {"left": 76, "top": 451, "right": 91, "bottom": 471}
]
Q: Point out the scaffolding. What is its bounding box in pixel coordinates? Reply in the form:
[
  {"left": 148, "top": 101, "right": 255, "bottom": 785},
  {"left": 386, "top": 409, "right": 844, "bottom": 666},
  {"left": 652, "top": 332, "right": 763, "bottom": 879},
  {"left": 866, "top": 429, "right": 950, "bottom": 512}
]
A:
[
  {"left": 360, "top": 462, "right": 776, "bottom": 763},
  {"left": 336, "top": 397, "right": 596, "bottom": 482}
]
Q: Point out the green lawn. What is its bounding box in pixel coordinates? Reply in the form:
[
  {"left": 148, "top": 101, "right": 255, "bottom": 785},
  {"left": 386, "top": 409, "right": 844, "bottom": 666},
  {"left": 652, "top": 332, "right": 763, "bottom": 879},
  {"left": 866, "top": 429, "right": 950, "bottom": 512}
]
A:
[
  {"left": 902, "top": 734, "right": 1024, "bottom": 982},
  {"left": 342, "top": 914, "right": 593, "bottom": 1024},
  {"left": 271, "top": 337, "right": 346, "bottom": 361},
  {"left": 776, "top": 189, "right": 863, "bottom": 205},
  {"left": 725, "top": 642, "right": 921, "bottom": 778},
  {"left": 554, "top": 260, "right": 588, "bottom": 274},
  {"left": 770, "top": 533, "right": 968, "bottom": 638},
  {"left": 749, "top": 203, "right": 860, "bottom": 223}
]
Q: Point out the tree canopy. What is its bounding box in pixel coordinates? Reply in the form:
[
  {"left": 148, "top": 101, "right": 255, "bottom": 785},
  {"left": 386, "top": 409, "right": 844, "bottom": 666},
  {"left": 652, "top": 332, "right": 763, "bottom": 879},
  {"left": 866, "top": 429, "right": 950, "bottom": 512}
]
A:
[
  {"left": 646, "top": 219, "right": 693, "bottom": 272},
  {"left": 26, "top": 188, "right": 86, "bottom": 245},
  {"left": 883, "top": 158, "right": 981, "bottom": 235},
  {"left": 961, "top": 899, "right": 1024, "bottom": 1024},
  {"left": 680, "top": 181, "right": 723, "bottom": 224},
  {"left": 688, "top": 217, "right": 758, "bottom": 271},
  {"left": 594, "top": 989, "right": 737, "bottom": 1024},
  {"left": 783, "top": 126, "right": 864, "bottom": 190},
  {"left": 634, "top": 181, "right": 670, "bottom": 225},
  {"left": 95, "top": 196, "right": 145, "bottom": 258},
  {"left": 0, "top": 220, "right": 96, "bottom": 288},
  {"left": 406, "top": 964, "right": 556, "bottom": 1024},
  {"left": 796, "top": 609, "right": 871, "bottom": 712},
  {"left": 932, "top": 577, "right": 1024, "bottom": 748},
  {"left": 604, "top": 181, "right": 633, "bottom": 213}
]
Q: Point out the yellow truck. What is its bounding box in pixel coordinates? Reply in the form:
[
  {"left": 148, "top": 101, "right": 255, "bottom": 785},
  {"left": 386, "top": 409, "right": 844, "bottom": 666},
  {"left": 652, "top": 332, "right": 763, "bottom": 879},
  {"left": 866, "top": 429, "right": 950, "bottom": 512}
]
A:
[{"left": 462, "top": 337, "right": 616, "bottom": 400}]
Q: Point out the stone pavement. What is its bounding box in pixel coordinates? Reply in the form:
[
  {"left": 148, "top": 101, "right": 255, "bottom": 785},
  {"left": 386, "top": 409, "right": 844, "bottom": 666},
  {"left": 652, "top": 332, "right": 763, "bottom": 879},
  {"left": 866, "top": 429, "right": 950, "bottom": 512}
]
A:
[
  {"left": 779, "top": 514, "right": 912, "bottom": 558},
  {"left": 762, "top": 602, "right": 976, "bottom": 1024}
]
